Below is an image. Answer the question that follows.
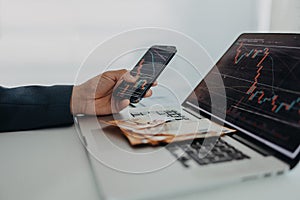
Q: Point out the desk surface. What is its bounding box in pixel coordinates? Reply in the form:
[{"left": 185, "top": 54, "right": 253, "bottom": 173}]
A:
[{"left": 0, "top": 125, "right": 299, "bottom": 200}]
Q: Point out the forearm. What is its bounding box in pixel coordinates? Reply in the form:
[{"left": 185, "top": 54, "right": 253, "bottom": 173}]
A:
[{"left": 0, "top": 85, "right": 74, "bottom": 132}]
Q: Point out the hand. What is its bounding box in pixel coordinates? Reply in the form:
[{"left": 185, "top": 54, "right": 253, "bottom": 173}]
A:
[{"left": 70, "top": 69, "right": 156, "bottom": 115}]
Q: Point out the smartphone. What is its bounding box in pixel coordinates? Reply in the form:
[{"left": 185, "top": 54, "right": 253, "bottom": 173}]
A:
[{"left": 113, "top": 45, "right": 177, "bottom": 103}]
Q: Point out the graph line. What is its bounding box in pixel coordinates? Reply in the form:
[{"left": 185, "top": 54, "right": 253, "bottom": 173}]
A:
[{"left": 233, "top": 43, "right": 300, "bottom": 114}]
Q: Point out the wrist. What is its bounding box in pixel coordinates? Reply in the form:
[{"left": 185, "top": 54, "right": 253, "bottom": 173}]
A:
[{"left": 70, "top": 85, "right": 86, "bottom": 115}]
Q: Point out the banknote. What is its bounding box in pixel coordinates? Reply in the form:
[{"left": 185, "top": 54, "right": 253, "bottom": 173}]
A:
[{"left": 99, "top": 118, "right": 236, "bottom": 146}]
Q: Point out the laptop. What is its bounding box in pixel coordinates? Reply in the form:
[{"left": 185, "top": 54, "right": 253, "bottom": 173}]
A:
[{"left": 75, "top": 33, "right": 300, "bottom": 200}]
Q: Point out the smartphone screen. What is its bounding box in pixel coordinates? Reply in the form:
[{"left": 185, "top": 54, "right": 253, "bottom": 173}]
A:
[{"left": 113, "top": 45, "right": 177, "bottom": 103}]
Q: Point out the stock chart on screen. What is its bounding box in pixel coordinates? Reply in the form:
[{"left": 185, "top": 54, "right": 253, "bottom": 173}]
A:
[{"left": 186, "top": 34, "right": 300, "bottom": 154}]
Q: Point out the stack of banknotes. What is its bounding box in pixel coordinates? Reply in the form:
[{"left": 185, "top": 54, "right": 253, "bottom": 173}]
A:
[{"left": 100, "top": 117, "right": 235, "bottom": 146}]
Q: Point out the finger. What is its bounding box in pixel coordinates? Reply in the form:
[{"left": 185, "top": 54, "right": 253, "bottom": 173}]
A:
[
  {"left": 116, "top": 99, "right": 131, "bottom": 112},
  {"left": 144, "top": 89, "right": 153, "bottom": 98},
  {"left": 152, "top": 81, "right": 158, "bottom": 87}
]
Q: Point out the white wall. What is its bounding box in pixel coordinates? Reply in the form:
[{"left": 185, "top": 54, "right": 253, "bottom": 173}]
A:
[
  {"left": 0, "top": 0, "right": 259, "bottom": 86},
  {"left": 270, "top": 0, "right": 300, "bottom": 31}
]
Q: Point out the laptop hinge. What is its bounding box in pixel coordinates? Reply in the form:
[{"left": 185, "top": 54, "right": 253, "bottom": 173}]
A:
[{"left": 230, "top": 134, "right": 271, "bottom": 156}]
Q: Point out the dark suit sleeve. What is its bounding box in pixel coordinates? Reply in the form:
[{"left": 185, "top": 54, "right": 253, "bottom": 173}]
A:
[{"left": 0, "top": 85, "right": 74, "bottom": 132}]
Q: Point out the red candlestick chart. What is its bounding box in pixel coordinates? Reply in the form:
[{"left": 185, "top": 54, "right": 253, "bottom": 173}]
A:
[{"left": 234, "top": 43, "right": 300, "bottom": 115}]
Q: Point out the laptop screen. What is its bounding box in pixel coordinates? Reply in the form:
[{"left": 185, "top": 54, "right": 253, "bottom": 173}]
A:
[{"left": 183, "top": 33, "right": 300, "bottom": 158}]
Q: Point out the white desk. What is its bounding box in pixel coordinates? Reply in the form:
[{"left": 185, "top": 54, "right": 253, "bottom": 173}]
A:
[{"left": 0, "top": 125, "right": 299, "bottom": 200}]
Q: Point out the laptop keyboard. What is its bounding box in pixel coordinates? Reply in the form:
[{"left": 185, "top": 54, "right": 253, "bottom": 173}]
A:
[
  {"left": 130, "top": 109, "right": 190, "bottom": 121},
  {"left": 166, "top": 137, "right": 250, "bottom": 168},
  {"left": 130, "top": 109, "right": 249, "bottom": 167}
]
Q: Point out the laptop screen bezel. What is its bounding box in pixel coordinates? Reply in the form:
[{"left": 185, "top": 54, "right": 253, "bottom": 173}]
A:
[{"left": 182, "top": 33, "right": 300, "bottom": 168}]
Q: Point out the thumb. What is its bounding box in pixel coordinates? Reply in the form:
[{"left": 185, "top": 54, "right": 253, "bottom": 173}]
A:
[
  {"left": 102, "top": 69, "right": 128, "bottom": 83},
  {"left": 114, "top": 69, "right": 128, "bottom": 81},
  {"left": 122, "top": 71, "right": 139, "bottom": 83}
]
